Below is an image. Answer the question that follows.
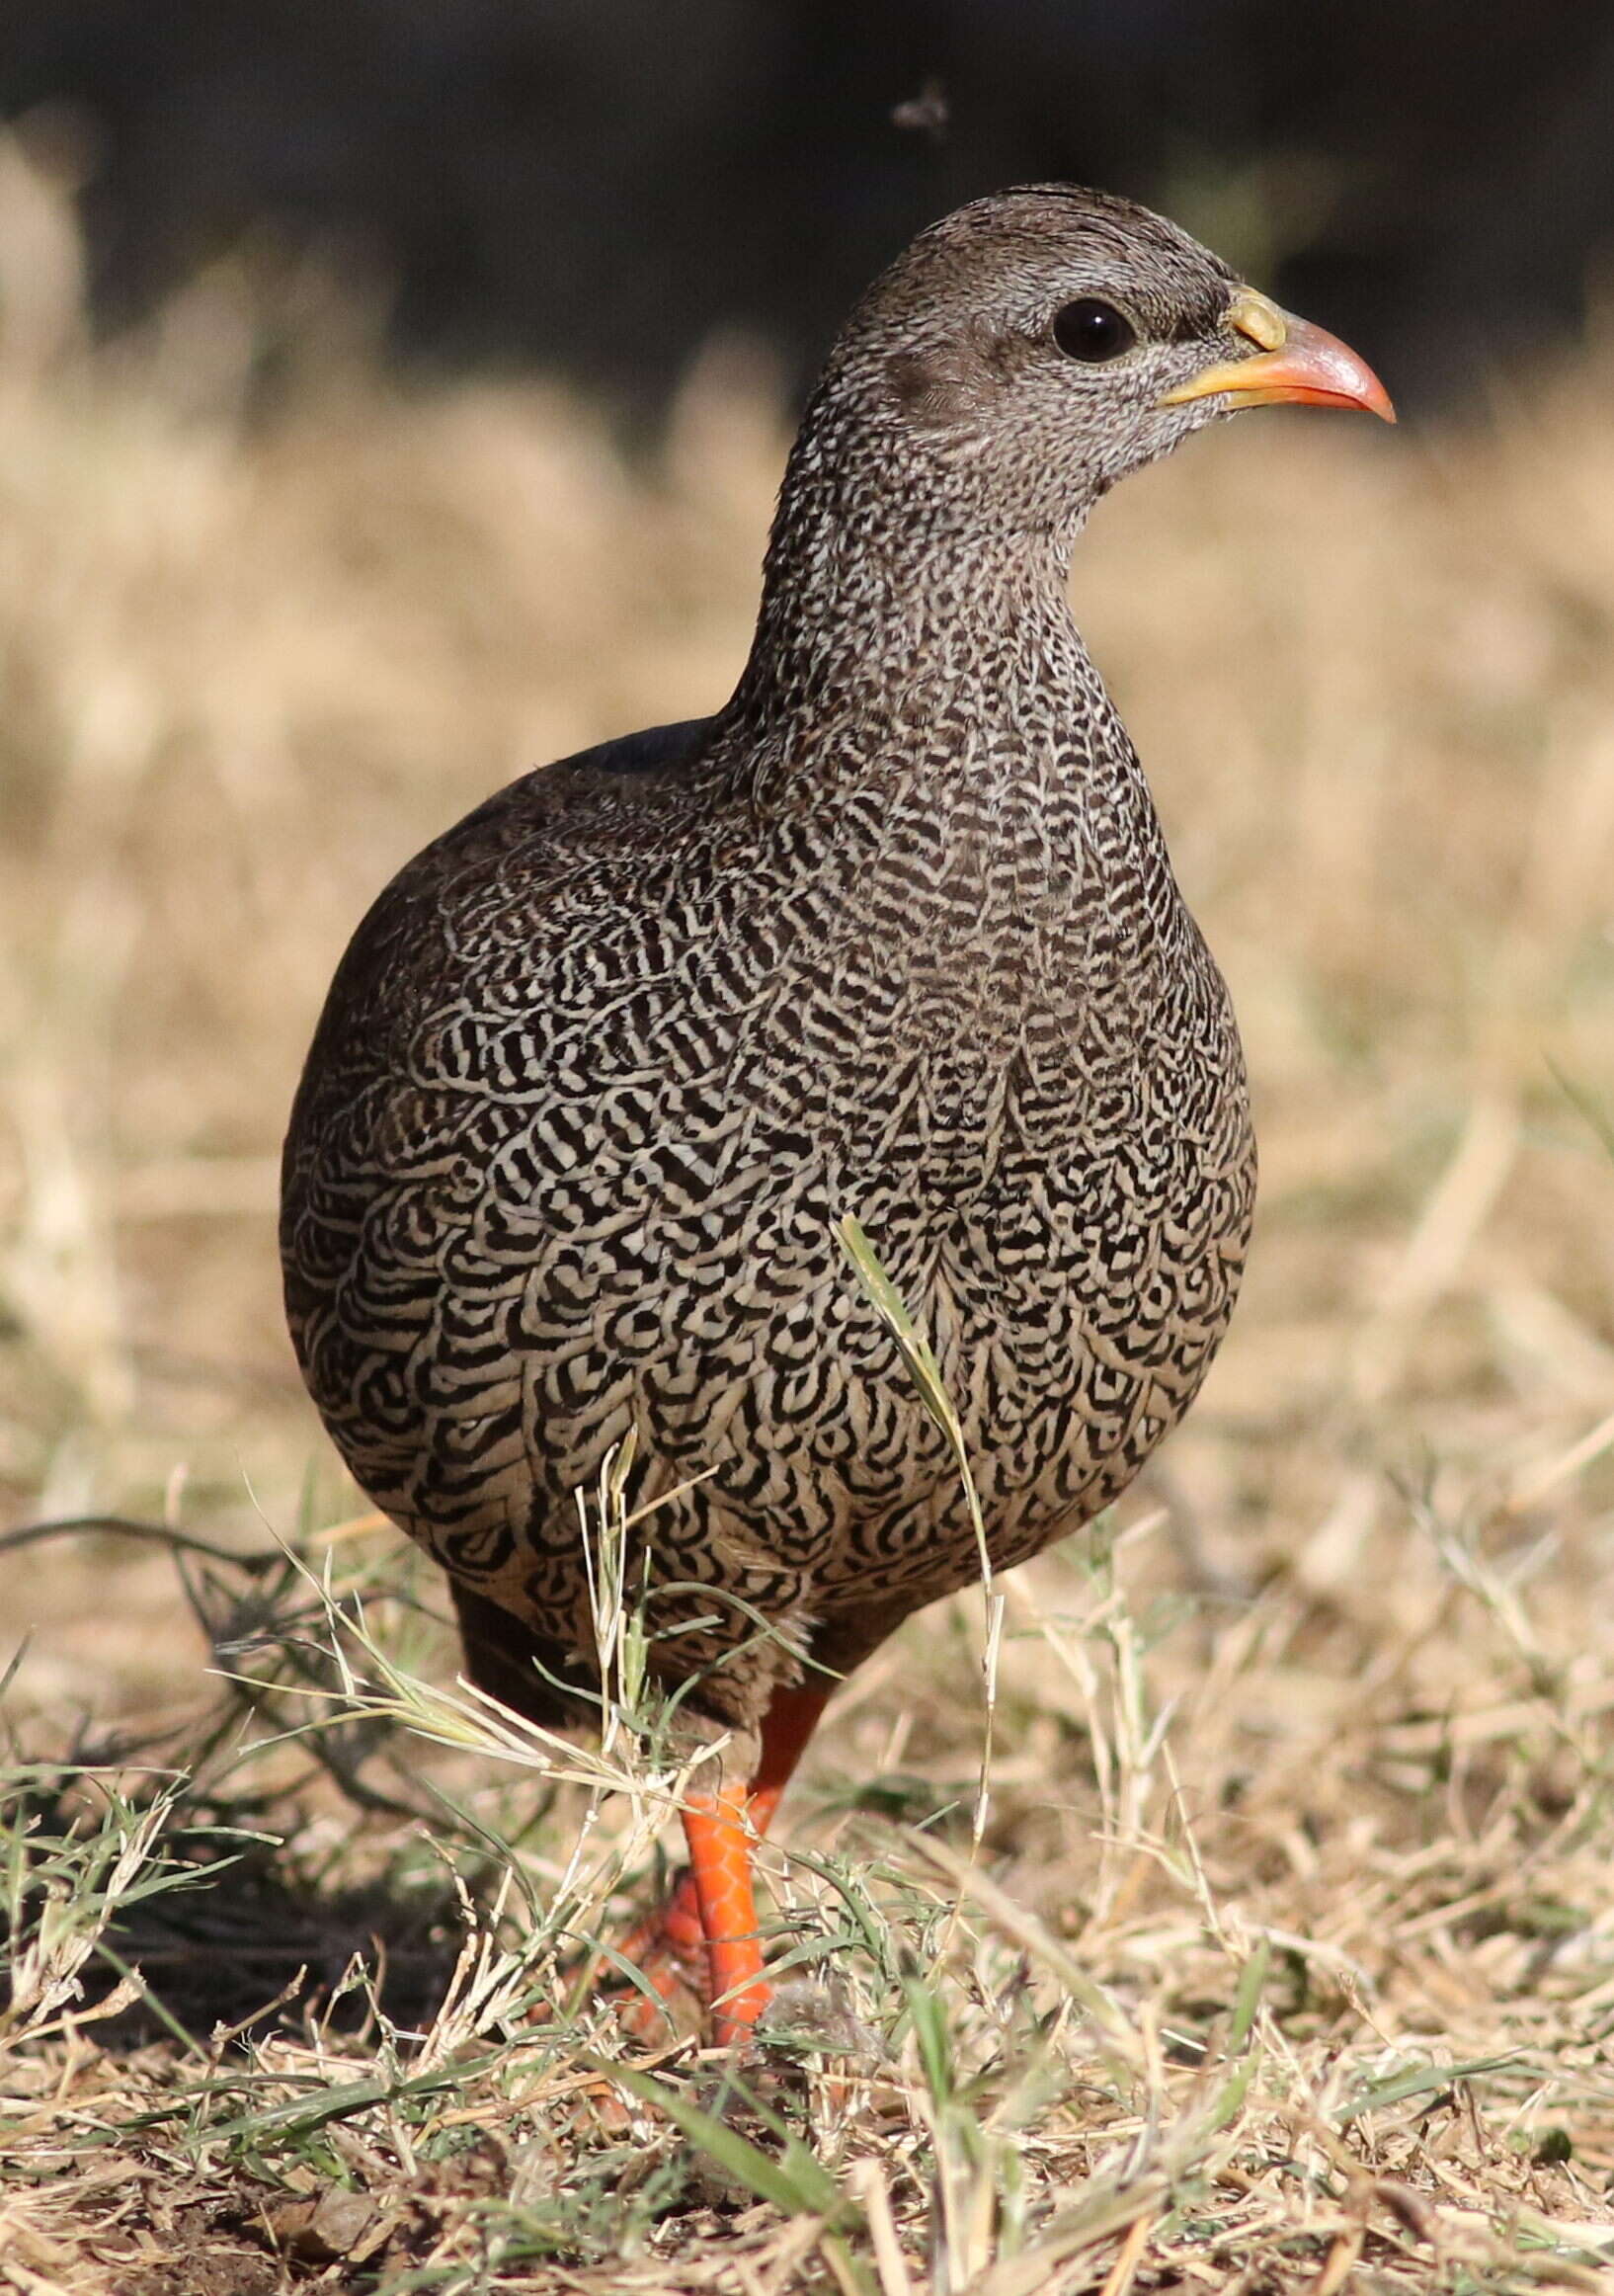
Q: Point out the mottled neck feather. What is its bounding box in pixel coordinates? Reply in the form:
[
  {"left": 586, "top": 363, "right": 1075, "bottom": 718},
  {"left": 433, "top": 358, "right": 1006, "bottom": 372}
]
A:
[{"left": 727, "top": 380, "right": 1099, "bottom": 745}]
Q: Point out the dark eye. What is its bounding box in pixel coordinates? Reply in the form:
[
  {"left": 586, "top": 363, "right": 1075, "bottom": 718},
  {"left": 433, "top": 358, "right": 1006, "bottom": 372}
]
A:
[{"left": 1052, "top": 298, "right": 1137, "bottom": 363}]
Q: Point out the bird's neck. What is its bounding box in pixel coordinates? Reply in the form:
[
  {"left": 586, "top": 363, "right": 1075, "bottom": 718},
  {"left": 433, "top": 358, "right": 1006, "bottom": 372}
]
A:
[
  {"left": 726, "top": 403, "right": 1101, "bottom": 762},
  {"left": 715, "top": 404, "right": 1181, "bottom": 1008}
]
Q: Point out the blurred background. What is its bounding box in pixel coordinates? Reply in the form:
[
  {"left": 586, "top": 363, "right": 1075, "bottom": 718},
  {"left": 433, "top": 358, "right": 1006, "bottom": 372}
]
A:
[
  {"left": 5, "top": 0, "right": 1614, "bottom": 410},
  {"left": 3, "top": 3, "right": 1613, "bottom": 1740}
]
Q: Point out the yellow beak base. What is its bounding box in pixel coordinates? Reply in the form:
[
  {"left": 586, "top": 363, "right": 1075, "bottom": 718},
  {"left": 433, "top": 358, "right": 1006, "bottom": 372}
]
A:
[{"left": 1161, "top": 290, "right": 1396, "bottom": 423}]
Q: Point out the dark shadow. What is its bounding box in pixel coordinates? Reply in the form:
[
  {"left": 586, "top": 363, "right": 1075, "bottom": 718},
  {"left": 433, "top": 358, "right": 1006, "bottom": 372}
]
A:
[{"left": 1, "top": 1532, "right": 495, "bottom": 2049}]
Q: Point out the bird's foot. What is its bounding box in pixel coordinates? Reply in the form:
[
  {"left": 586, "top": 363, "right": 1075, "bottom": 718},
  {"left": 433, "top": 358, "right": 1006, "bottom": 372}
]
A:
[
  {"left": 603, "top": 1872, "right": 776, "bottom": 2049},
  {"left": 603, "top": 1869, "right": 711, "bottom": 2041},
  {"left": 601, "top": 1785, "right": 775, "bottom": 2048}
]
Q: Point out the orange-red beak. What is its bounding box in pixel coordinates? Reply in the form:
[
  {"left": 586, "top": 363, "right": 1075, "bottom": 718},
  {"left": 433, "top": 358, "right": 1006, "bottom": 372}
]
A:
[{"left": 1161, "top": 289, "right": 1396, "bottom": 423}]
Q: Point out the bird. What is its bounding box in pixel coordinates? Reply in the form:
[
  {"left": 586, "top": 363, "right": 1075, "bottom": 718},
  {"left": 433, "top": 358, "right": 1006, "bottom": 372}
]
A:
[{"left": 281, "top": 185, "right": 1392, "bottom": 2047}]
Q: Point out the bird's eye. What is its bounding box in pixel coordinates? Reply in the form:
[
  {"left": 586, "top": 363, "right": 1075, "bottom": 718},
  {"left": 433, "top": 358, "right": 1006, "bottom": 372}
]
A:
[{"left": 1052, "top": 298, "right": 1137, "bottom": 363}]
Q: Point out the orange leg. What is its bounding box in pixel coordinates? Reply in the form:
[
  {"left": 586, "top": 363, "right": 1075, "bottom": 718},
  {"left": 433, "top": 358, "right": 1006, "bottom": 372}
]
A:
[
  {"left": 610, "top": 1680, "right": 832, "bottom": 2043},
  {"left": 683, "top": 1784, "right": 768, "bottom": 2043},
  {"left": 747, "top": 1680, "right": 833, "bottom": 1833}
]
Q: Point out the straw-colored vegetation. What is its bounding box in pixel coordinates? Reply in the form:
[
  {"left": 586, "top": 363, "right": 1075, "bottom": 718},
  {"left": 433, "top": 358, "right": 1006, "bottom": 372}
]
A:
[{"left": 3, "top": 133, "right": 1614, "bottom": 2293}]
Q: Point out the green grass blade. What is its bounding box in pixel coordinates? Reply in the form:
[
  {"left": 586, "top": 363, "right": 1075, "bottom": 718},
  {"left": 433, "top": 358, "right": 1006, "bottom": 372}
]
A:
[{"left": 604, "top": 2060, "right": 858, "bottom": 2228}]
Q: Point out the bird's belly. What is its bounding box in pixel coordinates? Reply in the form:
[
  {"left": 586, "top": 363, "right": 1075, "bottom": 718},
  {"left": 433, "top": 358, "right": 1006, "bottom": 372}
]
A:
[
  {"left": 805, "top": 1116, "right": 1253, "bottom": 1606},
  {"left": 307, "top": 1077, "right": 1245, "bottom": 1616}
]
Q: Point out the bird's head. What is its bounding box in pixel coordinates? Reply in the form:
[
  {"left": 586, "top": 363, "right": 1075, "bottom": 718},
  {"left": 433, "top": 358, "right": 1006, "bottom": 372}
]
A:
[{"left": 823, "top": 185, "right": 1393, "bottom": 531}]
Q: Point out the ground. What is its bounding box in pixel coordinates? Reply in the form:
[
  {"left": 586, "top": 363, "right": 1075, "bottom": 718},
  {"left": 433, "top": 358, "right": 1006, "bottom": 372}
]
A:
[{"left": 3, "top": 150, "right": 1614, "bottom": 2293}]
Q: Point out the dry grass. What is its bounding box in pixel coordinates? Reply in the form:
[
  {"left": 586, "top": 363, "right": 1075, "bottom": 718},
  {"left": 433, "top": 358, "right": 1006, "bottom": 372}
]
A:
[{"left": 3, "top": 134, "right": 1614, "bottom": 2293}]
